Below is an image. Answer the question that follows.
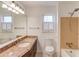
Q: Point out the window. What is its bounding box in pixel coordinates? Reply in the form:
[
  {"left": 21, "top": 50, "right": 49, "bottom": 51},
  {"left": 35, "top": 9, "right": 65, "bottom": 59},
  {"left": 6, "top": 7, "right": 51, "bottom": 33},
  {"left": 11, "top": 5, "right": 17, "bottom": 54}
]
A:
[
  {"left": 0, "top": 16, "right": 12, "bottom": 32},
  {"left": 3, "top": 16, "right": 12, "bottom": 23},
  {"left": 43, "top": 16, "right": 56, "bottom": 32}
]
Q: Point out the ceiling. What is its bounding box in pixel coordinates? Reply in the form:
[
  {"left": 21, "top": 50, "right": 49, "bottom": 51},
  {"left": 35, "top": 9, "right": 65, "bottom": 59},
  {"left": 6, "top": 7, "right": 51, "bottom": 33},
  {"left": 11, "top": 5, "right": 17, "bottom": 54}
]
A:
[{"left": 18, "top": 1, "right": 58, "bottom": 8}]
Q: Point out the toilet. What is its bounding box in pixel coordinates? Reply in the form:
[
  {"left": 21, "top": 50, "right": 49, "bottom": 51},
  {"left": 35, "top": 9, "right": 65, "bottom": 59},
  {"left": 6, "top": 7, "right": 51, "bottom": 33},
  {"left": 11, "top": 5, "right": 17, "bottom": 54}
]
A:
[{"left": 45, "top": 46, "right": 55, "bottom": 57}]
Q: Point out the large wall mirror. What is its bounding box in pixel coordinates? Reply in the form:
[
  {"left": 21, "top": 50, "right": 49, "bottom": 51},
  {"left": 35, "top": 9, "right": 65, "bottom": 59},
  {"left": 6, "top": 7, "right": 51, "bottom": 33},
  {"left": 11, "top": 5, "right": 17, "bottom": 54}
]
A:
[{"left": 0, "top": 1, "right": 27, "bottom": 45}]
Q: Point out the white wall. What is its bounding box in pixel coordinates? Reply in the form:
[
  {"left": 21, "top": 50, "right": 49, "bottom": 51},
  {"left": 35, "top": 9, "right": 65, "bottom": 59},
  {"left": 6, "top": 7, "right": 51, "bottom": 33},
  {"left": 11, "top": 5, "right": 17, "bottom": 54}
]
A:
[
  {"left": 59, "top": 1, "right": 79, "bottom": 17},
  {"left": 12, "top": 14, "right": 27, "bottom": 37},
  {"left": 26, "top": 5, "right": 58, "bottom": 56}
]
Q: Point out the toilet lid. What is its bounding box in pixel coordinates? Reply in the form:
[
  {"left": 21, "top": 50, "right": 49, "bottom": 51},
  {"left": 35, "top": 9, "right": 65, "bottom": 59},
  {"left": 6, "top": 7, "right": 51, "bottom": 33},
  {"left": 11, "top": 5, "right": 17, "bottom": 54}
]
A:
[{"left": 45, "top": 46, "right": 54, "bottom": 52}]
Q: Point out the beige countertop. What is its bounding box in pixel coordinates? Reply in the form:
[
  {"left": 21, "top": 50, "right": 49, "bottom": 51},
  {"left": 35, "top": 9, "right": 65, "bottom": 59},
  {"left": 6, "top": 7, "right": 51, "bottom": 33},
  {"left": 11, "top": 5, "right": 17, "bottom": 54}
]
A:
[{"left": 0, "top": 37, "right": 37, "bottom": 57}]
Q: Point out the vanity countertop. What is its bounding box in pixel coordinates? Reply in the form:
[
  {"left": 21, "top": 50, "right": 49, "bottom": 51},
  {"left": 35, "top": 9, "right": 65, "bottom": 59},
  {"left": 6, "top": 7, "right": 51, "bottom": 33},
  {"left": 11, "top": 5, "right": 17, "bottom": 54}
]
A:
[{"left": 0, "top": 37, "right": 37, "bottom": 57}]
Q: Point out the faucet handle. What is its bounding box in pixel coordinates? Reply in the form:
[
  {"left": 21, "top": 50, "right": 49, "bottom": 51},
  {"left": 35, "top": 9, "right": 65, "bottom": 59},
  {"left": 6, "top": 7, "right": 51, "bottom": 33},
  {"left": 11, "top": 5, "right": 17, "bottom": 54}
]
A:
[
  {"left": 66, "top": 42, "right": 73, "bottom": 48},
  {"left": 66, "top": 42, "right": 69, "bottom": 45},
  {"left": 70, "top": 43, "right": 73, "bottom": 45},
  {"left": 66, "top": 42, "right": 73, "bottom": 45}
]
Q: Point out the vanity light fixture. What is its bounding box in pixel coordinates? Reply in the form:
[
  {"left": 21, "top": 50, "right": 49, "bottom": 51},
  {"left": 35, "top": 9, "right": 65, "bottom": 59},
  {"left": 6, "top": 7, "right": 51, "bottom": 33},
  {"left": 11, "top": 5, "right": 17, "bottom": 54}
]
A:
[
  {"left": 1, "top": 1, "right": 25, "bottom": 15},
  {"left": 8, "top": 7, "right": 12, "bottom": 11},
  {"left": 2, "top": 4, "right": 8, "bottom": 8}
]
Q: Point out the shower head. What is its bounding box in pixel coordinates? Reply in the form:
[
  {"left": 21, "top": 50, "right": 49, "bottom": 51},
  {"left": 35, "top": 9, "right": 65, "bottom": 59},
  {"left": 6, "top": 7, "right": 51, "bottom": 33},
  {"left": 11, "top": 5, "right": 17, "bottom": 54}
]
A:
[
  {"left": 70, "top": 8, "right": 79, "bottom": 16},
  {"left": 74, "top": 8, "right": 79, "bottom": 12}
]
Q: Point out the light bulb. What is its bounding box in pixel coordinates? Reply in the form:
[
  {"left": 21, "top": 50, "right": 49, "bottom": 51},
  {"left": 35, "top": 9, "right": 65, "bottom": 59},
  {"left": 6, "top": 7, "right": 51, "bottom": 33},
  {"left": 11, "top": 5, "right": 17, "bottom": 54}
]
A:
[
  {"left": 8, "top": 7, "right": 12, "bottom": 11},
  {"left": 18, "top": 9, "right": 22, "bottom": 12},
  {"left": 11, "top": 3, "right": 15, "bottom": 8},
  {"left": 15, "top": 11, "right": 19, "bottom": 14},
  {"left": 15, "top": 6, "right": 20, "bottom": 10},
  {"left": 21, "top": 11, "right": 24, "bottom": 14},
  {"left": 2, "top": 4, "right": 8, "bottom": 8},
  {"left": 18, "top": 9, "right": 24, "bottom": 14},
  {"left": 12, "top": 10, "right": 16, "bottom": 13},
  {"left": 12, "top": 9, "right": 19, "bottom": 14}
]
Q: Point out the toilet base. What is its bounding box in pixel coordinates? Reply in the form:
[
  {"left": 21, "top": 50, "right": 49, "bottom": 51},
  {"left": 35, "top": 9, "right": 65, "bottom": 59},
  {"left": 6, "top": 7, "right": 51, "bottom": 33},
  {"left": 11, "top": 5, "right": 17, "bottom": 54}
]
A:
[{"left": 43, "top": 52, "right": 55, "bottom": 57}]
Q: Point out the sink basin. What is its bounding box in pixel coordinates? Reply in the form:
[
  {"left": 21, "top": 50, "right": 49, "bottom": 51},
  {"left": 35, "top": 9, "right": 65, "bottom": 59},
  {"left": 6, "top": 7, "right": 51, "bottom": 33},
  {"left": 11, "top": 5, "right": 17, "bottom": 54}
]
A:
[
  {"left": 7, "top": 52, "right": 16, "bottom": 56},
  {"left": 8, "top": 52, "right": 13, "bottom": 55},
  {"left": 18, "top": 43, "right": 30, "bottom": 48}
]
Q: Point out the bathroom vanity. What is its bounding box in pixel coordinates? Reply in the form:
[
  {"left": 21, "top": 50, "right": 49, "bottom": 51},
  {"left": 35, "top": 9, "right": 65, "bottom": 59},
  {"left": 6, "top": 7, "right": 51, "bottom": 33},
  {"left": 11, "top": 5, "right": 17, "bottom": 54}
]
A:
[{"left": 0, "top": 35, "right": 37, "bottom": 57}]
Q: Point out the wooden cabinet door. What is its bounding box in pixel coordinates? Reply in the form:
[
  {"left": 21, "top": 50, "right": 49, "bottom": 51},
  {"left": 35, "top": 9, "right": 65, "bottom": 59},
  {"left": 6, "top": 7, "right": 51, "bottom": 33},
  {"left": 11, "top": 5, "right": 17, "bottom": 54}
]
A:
[{"left": 61, "top": 17, "right": 78, "bottom": 49}]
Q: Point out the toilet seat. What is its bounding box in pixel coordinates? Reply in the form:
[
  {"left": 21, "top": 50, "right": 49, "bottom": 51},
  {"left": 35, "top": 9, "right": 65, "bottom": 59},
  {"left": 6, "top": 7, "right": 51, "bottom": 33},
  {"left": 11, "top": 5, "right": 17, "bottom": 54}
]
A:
[
  {"left": 45, "top": 46, "right": 54, "bottom": 52},
  {"left": 45, "top": 46, "right": 55, "bottom": 56}
]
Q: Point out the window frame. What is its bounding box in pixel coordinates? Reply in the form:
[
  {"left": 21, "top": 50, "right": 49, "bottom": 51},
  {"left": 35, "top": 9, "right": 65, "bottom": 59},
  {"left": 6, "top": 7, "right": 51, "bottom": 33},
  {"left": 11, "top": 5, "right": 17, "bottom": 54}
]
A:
[
  {"left": 1, "top": 16, "right": 13, "bottom": 33},
  {"left": 42, "top": 15, "right": 56, "bottom": 33}
]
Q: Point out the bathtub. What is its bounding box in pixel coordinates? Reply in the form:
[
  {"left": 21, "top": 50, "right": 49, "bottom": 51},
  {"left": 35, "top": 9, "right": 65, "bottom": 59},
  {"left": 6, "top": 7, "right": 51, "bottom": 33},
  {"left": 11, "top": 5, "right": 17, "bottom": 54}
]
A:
[{"left": 61, "top": 49, "right": 79, "bottom": 57}]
